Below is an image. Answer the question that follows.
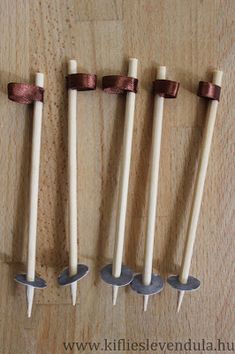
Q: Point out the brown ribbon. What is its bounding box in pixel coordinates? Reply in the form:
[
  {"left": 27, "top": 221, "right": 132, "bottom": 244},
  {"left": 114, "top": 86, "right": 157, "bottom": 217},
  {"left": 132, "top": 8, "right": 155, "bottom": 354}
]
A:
[
  {"left": 7, "top": 83, "right": 44, "bottom": 104},
  {"left": 102, "top": 75, "right": 138, "bottom": 94},
  {"left": 197, "top": 81, "right": 221, "bottom": 101},
  {"left": 153, "top": 79, "right": 180, "bottom": 98},
  {"left": 66, "top": 73, "right": 97, "bottom": 91}
]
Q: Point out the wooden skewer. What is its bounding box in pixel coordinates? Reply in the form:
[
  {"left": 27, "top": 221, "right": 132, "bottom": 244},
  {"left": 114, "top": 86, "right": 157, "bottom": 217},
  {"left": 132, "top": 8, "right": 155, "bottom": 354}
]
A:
[
  {"left": 142, "top": 66, "right": 166, "bottom": 311},
  {"left": 112, "top": 58, "right": 138, "bottom": 305},
  {"left": 177, "top": 70, "right": 223, "bottom": 312},
  {"left": 26, "top": 72, "right": 44, "bottom": 317},
  {"left": 68, "top": 60, "right": 78, "bottom": 305}
]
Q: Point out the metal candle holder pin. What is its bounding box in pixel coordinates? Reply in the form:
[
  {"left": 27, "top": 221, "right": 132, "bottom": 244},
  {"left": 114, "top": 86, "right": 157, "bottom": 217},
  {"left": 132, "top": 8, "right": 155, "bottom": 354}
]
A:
[
  {"left": 167, "top": 70, "right": 223, "bottom": 312},
  {"left": 100, "top": 58, "right": 138, "bottom": 305},
  {"left": 8, "top": 74, "right": 47, "bottom": 317},
  {"left": 57, "top": 60, "right": 97, "bottom": 305},
  {"left": 131, "top": 66, "right": 180, "bottom": 311}
]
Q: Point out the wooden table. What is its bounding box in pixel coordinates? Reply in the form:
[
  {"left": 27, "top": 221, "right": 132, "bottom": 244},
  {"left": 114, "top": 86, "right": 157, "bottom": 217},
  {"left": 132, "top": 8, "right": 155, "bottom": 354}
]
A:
[{"left": 0, "top": 0, "right": 234, "bottom": 353}]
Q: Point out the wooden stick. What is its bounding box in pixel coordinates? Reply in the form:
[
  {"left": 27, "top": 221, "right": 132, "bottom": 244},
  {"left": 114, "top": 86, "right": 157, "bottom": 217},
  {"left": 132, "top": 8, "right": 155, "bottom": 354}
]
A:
[
  {"left": 68, "top": 59, "right": 78, "bottom": 305},
  {"left": 112, "top": 58, "right": 138, "bottom": 305},
  {"left": 177, "top": 70, "right": 223, "bottom": 312},
  {"left": 26, "top": 72, "right": 44, "bottom": 318},
  {"left": 142, "top": 66, "right": 166, "bottom": 311}
]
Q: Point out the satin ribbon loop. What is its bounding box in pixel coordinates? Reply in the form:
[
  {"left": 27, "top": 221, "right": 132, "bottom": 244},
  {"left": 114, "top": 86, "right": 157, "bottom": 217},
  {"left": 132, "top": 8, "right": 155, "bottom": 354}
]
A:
[
  {"left": 66, "top": 73, "right": 97, "bottom": 91},
  {"left": 153, "top": 79, "right": 180, "bottom": 98},
  {"left": 197, "top": 81, "right": 221, "bottom": 101},
  {"left": 7, "top": 83, "right": 44, "bottom": 104},
  {"left": 102, "top": 75, "right": 138, "bottom": 94}
]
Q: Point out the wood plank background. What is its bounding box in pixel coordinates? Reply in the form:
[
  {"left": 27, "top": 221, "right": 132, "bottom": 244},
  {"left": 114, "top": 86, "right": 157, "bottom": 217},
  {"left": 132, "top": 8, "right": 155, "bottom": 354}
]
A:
[{"left": 0, "top": 0, "right": 234, "bottom": 353}]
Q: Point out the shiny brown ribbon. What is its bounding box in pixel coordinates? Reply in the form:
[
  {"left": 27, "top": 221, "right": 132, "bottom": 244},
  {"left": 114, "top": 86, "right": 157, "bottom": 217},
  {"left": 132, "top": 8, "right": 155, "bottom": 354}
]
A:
[
  {"left": 153, "top": 79, "right": 180, "bottom": 98},
  {"left": 66, "top": 73, "right": 97, "bottom": 91},
  {"left": 197, "top": 81, "right": 221, "bottom": 101},
  {"left": 7, "top": 83, "right": 44, "bottom": 104},
  {"left": 102, "top": 75, "right": 138, "bottom": 94}
]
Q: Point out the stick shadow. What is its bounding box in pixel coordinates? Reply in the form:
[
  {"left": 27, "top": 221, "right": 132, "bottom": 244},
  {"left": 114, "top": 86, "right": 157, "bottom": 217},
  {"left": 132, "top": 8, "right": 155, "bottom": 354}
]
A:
[
  {"left": 94, "top": 94, "right": 125, "bottom": 281},
  {"left": 125, "top": 62, "right": 164, "bottom": 274}
]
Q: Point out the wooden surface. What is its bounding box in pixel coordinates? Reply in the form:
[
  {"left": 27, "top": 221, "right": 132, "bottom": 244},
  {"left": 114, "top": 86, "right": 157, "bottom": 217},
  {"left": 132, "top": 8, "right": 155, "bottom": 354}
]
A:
[{"left": 0, "top": 0, "right": 234, "bottom": 353}]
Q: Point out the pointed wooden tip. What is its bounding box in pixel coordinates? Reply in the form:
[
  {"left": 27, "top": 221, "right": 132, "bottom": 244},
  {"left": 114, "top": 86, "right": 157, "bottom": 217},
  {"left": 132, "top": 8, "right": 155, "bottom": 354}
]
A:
[
  {"left": 26, "top": 286, "right": 34, "bottom": 318},
  {"left": 177, "top": 291, "right": 185, "bottom": 313},
  {"left": 112, "top": 285, "right": 119, "bottom": 306},
  {"left": 143, "top": 295, "right": 149, "bottom": 312},
  {"left": 71, "top": 282, "right": 77, "bottom": 306}
]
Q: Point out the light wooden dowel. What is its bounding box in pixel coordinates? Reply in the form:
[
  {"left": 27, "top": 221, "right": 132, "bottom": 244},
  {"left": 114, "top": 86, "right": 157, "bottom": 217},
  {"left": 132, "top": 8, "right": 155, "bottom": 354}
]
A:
[
  {"left": 142, "top": 66, "right": 166, "bottom": 311},
  {"left": 177, "top": 70, "right": 223, "bottom": 312},
  {"left": 68, "top": 60, "right": 78, "bottom": 305},
  {"left": 26, "top": 72, "right": 44, "bottom": 317},
  {"left": 180, "top": 70, "right": 223, "bottom": 283},
  {"left": 143, "top": 66, "right": 166, "bottom": 285},
  {"left": 112, "top": 58, "right": 138, "bottom": 278},
  {"left": 112, "top": 58, "right": 138, "bottom": 304},
  {"left": 68, "top": 60, "right": 78, "bottom": 277}
]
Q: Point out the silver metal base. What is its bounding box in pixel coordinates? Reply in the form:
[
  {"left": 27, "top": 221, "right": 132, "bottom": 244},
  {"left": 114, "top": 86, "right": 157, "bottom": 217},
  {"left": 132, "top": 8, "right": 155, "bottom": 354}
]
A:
[
  {"left": 167, "top": 275, "right": 200, "bottom": 292},
  {"left": 58, "top": 264, "right": 89, "bottom": 287},
  {"left": 100, "top": 263, "right": 134, "bottom": 287},
  {"left": 131, "top": 273, "right": 164, "bottom": 295},
  {"left": 15, "top": 274, "right": 47, "bottom": 289}
]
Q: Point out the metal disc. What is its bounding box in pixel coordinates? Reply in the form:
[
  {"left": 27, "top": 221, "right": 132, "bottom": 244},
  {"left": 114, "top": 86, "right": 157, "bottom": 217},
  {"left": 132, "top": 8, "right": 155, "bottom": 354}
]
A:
[
  {"left": 58, "top": 264, "right": 89, "bottom": 286},
  {"left": 167, "top": 275, "right": 200, "bottom": 292},
  {"left": 14, "top": 274, "right": 47, "bottom": 289},
  {"left": 131, "top": 273, "right": 164, "bottom": 295},
  {"left": 100, "top": 263, "right": 134, "bottom": 287}
]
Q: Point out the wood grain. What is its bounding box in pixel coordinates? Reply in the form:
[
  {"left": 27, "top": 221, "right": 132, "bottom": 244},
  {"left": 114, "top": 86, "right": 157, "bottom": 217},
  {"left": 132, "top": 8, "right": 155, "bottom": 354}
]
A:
[{"left": 0, "top": 0, "right": 234, "bottom": 353}]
